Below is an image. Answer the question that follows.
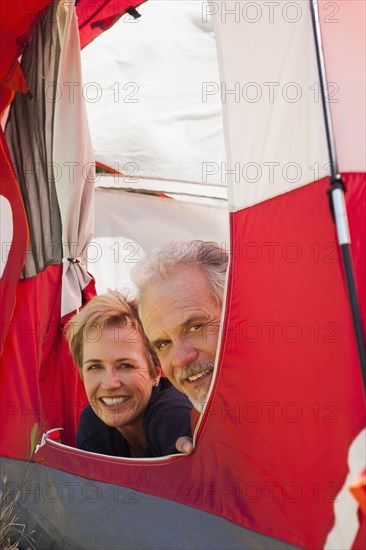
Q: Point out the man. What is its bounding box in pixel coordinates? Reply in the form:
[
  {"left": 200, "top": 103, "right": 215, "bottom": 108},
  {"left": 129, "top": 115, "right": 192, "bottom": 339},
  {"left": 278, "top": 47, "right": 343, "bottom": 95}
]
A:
[{"left": 132, "top": 240, "right": 228, "bottom": 453}]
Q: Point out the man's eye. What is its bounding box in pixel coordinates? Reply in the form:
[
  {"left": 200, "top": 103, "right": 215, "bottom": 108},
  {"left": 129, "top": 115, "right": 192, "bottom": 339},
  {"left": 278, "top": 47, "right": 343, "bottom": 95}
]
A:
[
  {"left": 189, "top": 324, "right": 203, "bottom": 332},
  {"left": 156, "top": 341, "right": 169, "bottom": 352}
]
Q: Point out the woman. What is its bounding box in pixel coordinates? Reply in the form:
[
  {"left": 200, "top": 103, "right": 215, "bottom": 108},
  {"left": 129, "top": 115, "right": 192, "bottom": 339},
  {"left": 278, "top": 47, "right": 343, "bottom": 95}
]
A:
[{"left": 66, "top": 290, "right": 192, "bottom": 458}]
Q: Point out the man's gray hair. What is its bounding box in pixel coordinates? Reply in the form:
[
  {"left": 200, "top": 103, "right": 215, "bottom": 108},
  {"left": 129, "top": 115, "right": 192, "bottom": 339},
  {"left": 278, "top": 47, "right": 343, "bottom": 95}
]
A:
[{"left": 132, "top": 240, "right": 229, "bottom": 305}]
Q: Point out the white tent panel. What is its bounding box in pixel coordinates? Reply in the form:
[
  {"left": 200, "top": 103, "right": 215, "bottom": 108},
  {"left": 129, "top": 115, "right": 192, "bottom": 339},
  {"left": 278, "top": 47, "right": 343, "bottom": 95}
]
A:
[
  {"left": 54, "top": 0, "right": 95, "bottom": 316},
  {"left": 0, "top": 196, "right": 13, "bottom": 279},
  {"left": 213, "top": 0, "right": 329, "bottom": 211}
]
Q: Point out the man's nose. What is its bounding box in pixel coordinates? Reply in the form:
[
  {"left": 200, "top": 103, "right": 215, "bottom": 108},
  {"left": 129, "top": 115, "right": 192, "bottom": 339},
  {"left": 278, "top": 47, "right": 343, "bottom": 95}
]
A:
[
  {"left": 171, "top": 341, "right": 199, "bottom": 370},
  {"left": 101, "top": 368, "right": 121, "bottom": 390}
]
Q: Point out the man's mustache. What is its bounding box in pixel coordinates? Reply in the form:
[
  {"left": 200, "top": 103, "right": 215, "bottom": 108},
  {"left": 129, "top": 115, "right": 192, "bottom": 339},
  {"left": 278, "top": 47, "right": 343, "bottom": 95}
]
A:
[{"left": 175, "top": 361, "right": 214, "bottom": 384}]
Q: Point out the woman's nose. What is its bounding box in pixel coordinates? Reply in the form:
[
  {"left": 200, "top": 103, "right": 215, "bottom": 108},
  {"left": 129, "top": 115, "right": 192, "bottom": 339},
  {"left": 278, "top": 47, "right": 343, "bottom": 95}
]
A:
[{"left": 101, "top": 368, "right": 121, "bottom": 390}]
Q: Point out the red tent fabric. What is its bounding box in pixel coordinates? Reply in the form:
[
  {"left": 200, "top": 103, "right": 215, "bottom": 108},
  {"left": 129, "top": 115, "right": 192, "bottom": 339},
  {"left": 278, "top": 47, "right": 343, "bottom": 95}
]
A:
[
  {"left": 1, "top": 1, "right": 365, "bottom": 549},
  {"left": 77, "top": 0, "right": 147, "bottom": 49}
]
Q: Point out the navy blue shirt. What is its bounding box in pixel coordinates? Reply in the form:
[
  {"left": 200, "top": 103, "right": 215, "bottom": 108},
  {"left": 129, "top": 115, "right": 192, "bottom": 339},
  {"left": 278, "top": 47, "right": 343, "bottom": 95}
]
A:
[{"left": 76, "top": 378, "right": 192, "bottom": 457}]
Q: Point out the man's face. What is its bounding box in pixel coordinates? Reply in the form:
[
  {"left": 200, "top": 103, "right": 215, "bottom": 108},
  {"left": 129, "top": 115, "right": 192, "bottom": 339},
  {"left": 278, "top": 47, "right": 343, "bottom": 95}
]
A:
[{"left": 140, "top": 265, "right": 222, "bottom": 412}]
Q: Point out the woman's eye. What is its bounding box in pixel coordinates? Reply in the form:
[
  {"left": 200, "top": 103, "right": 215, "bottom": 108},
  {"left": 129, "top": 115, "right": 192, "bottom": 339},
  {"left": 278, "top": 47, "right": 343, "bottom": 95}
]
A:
[
  {"left": 88, "top": 364, "right": 102, "bottom": 371},
  {"left": 117, "top": 363, "right": 133, "bottom": 369}
]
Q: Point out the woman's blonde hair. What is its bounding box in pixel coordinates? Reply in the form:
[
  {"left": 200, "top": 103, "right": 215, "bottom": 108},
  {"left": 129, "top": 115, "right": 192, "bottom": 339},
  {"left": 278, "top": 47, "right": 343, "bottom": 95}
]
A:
[{"left": 65, "top": 290, "right": 160, "bottom": 378}]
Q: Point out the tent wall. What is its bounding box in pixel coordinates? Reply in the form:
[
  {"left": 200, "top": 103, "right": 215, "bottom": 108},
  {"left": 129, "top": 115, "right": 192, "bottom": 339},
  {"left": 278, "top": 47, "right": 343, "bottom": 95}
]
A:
[{"left": 1, "top": 2, "right": 365, "bottom": 549}]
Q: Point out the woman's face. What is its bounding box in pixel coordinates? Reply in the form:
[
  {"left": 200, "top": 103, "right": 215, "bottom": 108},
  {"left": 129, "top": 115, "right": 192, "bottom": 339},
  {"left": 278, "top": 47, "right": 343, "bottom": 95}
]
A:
[{"left": 82, "top": 324, "right": 160, "bottom": 433}]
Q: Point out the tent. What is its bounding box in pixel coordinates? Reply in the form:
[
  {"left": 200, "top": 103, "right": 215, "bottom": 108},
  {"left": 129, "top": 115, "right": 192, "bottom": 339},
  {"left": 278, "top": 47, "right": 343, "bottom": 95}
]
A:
[{"left": 1, "top": 1, "right": 365, "bottom": 548}]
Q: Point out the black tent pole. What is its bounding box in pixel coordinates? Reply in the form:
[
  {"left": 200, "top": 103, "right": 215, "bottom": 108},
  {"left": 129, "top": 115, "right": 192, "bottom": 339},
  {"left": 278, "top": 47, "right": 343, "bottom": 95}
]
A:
[{"left": 309, "top": 0, "right": 366, "bottom": 395}]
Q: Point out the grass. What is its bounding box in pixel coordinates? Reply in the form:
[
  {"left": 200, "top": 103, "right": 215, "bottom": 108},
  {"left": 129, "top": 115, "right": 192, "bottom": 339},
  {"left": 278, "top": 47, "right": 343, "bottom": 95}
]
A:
[
  {"left": 0, "top": 424, "right": 39, "bottom": 549},
  {"left": 0, "top": 491, "right": 28, "bottom": 549}
]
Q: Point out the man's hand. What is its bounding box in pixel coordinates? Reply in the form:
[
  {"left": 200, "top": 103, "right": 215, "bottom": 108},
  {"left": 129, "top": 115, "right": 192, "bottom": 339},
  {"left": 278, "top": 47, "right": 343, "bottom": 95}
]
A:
[{"left": 176, "top": 436, "right": 194, "bottom": 455}]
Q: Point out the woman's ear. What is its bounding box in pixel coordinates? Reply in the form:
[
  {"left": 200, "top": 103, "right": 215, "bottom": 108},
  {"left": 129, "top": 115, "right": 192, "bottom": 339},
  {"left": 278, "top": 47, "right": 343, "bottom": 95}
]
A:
[{"left": 154, "top": 366, "right": 162, "bottom": 386}]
